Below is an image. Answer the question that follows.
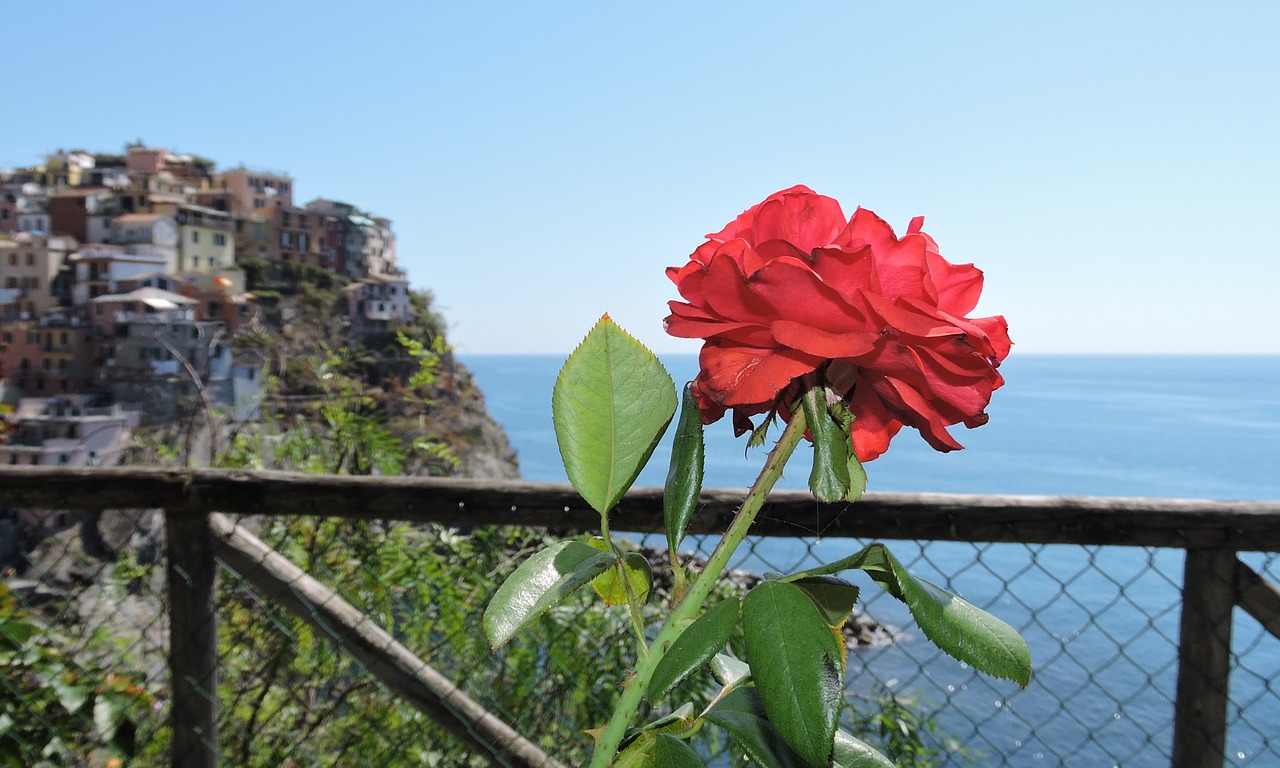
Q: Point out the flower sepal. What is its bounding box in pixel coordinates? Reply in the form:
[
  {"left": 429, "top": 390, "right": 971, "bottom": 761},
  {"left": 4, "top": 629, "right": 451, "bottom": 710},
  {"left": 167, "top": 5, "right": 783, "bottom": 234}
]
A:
[{"left": 802, "top": 387, "right": 867, "bottom": 503}]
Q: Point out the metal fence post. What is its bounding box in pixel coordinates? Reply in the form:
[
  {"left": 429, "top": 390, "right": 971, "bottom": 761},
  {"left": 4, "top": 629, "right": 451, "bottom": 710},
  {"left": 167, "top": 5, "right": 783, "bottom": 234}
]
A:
[
  {"left": 1171, "top": 547, "right": 1236, "bottom": 768},
  {"left": 166, "top": 510, "right": 219, "bottom": 768}
]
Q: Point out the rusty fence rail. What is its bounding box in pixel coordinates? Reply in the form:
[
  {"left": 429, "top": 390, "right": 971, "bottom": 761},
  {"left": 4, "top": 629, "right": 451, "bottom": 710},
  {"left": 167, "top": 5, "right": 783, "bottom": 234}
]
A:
[{"left": 2, "top": 467, "right": 1279, "bottom": 767}]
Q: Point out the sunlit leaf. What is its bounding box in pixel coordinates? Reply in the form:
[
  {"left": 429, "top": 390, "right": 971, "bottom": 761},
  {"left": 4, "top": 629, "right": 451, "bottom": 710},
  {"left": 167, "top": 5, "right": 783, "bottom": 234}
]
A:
[
  {"left": 51, "top": 679, "right": 88, "bottom": 715},
  {"left": 831, "top": 730, "right": 896, "bottom": 768},
  {"left": 553, "top": 316, "right": 676, "bottom": 516},
  {"left": 791, "top": 542, "right": 1032, "bottom": 687},
  {"left": 483, "top": 540, "right": 614, "bottom": 649},
  {"left": 710, "top": 653, "right": 752, "bottom": 688},
  {"left": 589, "top": 549, "right": 653, "bottom": 606},
  {"left": 742, "top": 581, "right": 842, "bottom": 766}
]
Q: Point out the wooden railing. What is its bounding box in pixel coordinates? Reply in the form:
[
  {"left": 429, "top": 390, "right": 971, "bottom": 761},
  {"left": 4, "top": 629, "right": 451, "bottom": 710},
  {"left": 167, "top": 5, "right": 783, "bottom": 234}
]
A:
[{"left": 3, "top": 466, "right": 1280, "bottom": 768}]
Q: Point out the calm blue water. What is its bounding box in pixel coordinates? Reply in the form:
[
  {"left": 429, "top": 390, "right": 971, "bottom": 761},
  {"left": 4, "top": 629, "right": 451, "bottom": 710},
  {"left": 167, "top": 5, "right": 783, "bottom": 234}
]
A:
[{"left": 462, "top": 353, "right": 1280, "bottom": 766}]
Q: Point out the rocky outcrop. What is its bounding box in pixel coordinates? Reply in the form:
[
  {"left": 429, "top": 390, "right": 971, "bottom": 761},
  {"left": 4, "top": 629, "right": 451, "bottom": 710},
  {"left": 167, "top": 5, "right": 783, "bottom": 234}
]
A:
[{"left": 391, "top": 352, "right": 520, "bottom": 481}]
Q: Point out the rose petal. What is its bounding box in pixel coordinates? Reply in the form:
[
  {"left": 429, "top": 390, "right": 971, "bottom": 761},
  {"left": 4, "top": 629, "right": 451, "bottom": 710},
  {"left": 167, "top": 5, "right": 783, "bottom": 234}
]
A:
[
  {"left": 696, "top": 344, "right": 819, "bottom": 409},
  {"left": 771, "top": 320, "right": 878, "bottom": 359}
]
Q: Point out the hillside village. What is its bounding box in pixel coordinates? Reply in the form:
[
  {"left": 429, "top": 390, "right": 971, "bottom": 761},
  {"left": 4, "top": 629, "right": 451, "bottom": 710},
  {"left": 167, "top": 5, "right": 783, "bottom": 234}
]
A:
[{"left": 0, "top": 144, "right": 419, "bottom": 470}]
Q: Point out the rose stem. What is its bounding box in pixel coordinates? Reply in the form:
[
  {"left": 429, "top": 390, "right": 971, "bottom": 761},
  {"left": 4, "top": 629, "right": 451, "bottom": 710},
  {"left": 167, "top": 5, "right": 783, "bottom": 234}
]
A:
[{"left": 587, "top": 406, "right": 810, "bottom": 767}]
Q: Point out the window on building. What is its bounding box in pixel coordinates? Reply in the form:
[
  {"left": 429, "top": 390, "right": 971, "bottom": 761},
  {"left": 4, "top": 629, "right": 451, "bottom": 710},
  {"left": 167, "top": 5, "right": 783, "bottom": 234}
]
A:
[
  {"left": 8, "top": 454, "right": 16, "bottom": 465},
  {"left": 213, "top": 233, "right": 226, "bottom": 246},
  {"left": 7, "top": 254, "right": 14, "bottom": 266},
  {"left": 26, "top": 253, "right": 34, "bottom": 265},
  {"left": 191, "top": 230, "right": 200, "bottom": 243},
  {"left": 253, "top": 198, "right": 265, "bottom": 209},
  {"left": 59, "top": 331, "right": 67, "bottom": 344}
]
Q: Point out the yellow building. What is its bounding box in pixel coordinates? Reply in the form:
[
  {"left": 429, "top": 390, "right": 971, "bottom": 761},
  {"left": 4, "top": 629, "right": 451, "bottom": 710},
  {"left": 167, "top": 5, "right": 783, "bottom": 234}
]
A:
[{"left": 150, "top": 201, "right": 234, "bottom": 272}]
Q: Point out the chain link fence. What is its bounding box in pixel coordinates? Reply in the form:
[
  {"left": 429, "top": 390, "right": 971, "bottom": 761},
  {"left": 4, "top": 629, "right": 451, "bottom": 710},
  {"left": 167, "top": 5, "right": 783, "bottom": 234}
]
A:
[{"left": 3, "top": 471, "right": 1279, "bottom": 767}]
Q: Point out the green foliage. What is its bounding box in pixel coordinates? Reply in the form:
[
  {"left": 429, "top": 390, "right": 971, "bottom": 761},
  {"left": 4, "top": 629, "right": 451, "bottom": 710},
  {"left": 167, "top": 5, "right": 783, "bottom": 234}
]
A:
[
  {"left": 218, "top": 520, "right": 640, "bottom": 767},
  {"left": 238, "top": 257, "right": 271, "bottom": 291},
  {"left": 0, "top": 583, "right": 154, "bottom": 766},
  {"left": 221, "top": 341, "right": 458, "bottom": 476},
  {"left": 846, "top": 684, "right": 974, "bottom": 768},
  {"left": 409, "top": 289, "right": 448, "bottom": 339},
  {"left": 396, "top": 330, "right": 448, "bottom": 391}
]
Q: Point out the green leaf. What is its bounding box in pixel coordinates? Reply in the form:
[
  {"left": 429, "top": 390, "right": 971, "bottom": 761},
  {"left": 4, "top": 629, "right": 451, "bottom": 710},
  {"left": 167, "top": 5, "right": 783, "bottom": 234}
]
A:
[
  {"left": 655, "top": 734, "right": 704, "bottom": 767},
  {"left": 704, "top": 687, "right": 799, "bottom": 768},
  {"left": 0, "top": 618, "right": 36, "bottom": 647},
  {"left": 831, "top": 730, "right": 896, "bottom": 768},
  {"left": 742, "top": 581, "right": 842, "bottom": 766},
  {"left": 710, "top": 653, "right": 752, "bottom": 688},
  {"left": 793, "top": 542, "right": 1032, "bottom": 687},
  {"left": 634, "top": 702, "right": 697, "bottom": 737},
  {"left": 553, "top": 316, "right": 677, "bottom": 516},
  {"left": 51, "top": 678, "right": 89, "bottom": 715},
  {"left": 590, "top": 551, "right": 653, "bottom": 606},
  {"left": 664, "top": 383, "right": 705, "bottom": 554},
  {"left": 650, "top": 597, "right": 740, "bottom": 700},
  {"left": 612, "top": 731, "right": 656, "bottom": 768},
  {"left": 803, "top": 388, "right": 852, "bottom": 503},
  {"left": 483, "top": 540, "right": 614, "bottom": 649},
  {"left": 93, "top": 696, "right": 124, "bottom": 743},
  {"left": 787, "top": 575, "right": 860, "bottom": 628}
]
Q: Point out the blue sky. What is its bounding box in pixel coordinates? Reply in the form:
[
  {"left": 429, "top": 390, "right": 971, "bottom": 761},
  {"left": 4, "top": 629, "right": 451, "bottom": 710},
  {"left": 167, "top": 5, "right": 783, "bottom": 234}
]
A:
[{"left": 5, "top": 2, "right": 1277, "bottom": 354}]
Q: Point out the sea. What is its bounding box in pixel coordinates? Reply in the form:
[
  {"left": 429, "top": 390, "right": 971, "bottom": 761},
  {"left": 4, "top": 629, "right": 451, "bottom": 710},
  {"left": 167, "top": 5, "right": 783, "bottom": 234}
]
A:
[{"left": 461, "top": 353, "right": 1280, "bottom": 767}]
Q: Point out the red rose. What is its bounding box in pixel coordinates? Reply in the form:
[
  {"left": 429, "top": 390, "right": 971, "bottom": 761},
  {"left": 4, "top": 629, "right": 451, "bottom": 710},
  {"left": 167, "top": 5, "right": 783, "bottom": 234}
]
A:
[{"left": 665, "top": 185, "right": 1011, "bottom": 461}]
